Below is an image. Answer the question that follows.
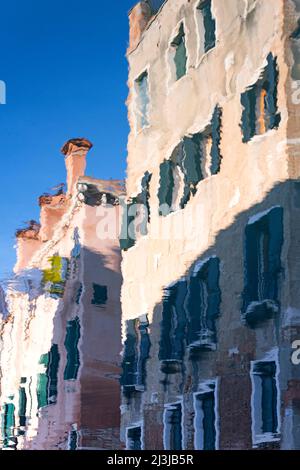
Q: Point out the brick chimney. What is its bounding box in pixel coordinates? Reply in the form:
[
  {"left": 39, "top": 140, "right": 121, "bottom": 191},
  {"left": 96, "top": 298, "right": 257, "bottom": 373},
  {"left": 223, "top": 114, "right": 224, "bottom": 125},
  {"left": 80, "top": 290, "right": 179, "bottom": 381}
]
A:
[
  {"left": 61, "top": 138, "right": 93, "bottom": 196},
  {"left": 128, "top": 2, "right": 152, "bottom": 53}
]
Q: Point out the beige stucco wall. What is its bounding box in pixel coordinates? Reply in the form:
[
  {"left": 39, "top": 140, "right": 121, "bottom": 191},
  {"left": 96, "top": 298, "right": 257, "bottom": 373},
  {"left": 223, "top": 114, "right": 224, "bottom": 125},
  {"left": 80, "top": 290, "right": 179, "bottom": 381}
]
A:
[
  {"left": 122, "top": 0, "right": 291, "bottom": 324},
  {"left": 120, "top": 0, "right": 300, "bottom": 450}
]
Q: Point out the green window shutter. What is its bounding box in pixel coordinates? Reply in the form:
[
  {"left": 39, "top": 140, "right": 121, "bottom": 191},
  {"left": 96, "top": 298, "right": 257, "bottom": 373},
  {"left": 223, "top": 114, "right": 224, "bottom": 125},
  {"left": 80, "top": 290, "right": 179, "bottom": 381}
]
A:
[
  {"left": 180, "top": 135, "right": 203, "bottom": 208},
  {"left": 64, "top": 317, "right": 81, "bottom": 381},
  {"left": 37, "top": 346, "right": 60, "bottom": 408},
  {"left": 172, "top": 24, "right": 187, "bottom": 80},
  {"left": 3, "top": 403, "right": 15, "bottom": 448},
  {"left": 119, "top": 199, "right": 137, "bottom": 251},
  {"left": 210, "top": 106, "right": 223, "bottom": 175},
  {"left": 37, "top": 353, "right": 49, "bottom": 409},
  {"left": 136, "top": 71, "right": 150, "bottom": 129},
  {"left": 119, "top": 172, "right": 152, "bottom": 251},
  {"left": 39, "top": 352, "right": 49, "bottom": 366},
  {"left": 199, "top": 0, "right": 216, "bottom": 53},
  {"left": 158, "top": 160, "right": 174, "bottom": 216},
  {"left": 242, "top": 207, "right": 283, "bottom": 326},
  {"left": 47, "top": 344, "right": 60, "bottom": 404},
  {"left": 186, "top": 257, "right": 221, "bottom": 350},
  {"left": 121, "top": 317, "right": 151, "bottom": 390},
  {"left": 121, "top": 319, "right": 139, "bottom": 388},
  {"left": 240, "top": 54, "right": 280, "bottom": 143},
  {"left": 137, "top": 171, "right": 152, "bottom": 236},
  {"left": 37, "top": 373, "right": 48, "bottom": 409},
  {"left": 159, "top": 280, "right": 187, "bottom": 363},
  {"left": 18, "top": 386, "right": 27, "bottom": 428},
  {"left": 240, "top": 86, "right": 257, "bottom": 143},
  {"left": 264, "top": 53, "right": 281, "bottom": 131}
]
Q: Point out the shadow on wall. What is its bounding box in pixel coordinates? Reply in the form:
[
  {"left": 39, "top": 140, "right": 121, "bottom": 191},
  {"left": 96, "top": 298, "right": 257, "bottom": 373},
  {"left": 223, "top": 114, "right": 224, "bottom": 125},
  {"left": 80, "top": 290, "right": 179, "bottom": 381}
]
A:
[
  {"left": 121, "top": 179, "right": 300, "bottom": 451},
  {"left": 1, "top": 246, "right": 122, "bottom": 450},
  {"left": 147, "top": 0, "right": 166, "bottom": 14}
]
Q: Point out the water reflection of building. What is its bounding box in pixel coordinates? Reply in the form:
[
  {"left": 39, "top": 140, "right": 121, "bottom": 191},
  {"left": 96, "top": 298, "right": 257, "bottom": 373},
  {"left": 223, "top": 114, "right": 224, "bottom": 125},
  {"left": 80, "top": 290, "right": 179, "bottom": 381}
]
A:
[
  {"left": 0, "top": 139, "right": 124, "bottom": 450},
  {"left": 120, "top": 0, "right": 300, "bottom": 450}
]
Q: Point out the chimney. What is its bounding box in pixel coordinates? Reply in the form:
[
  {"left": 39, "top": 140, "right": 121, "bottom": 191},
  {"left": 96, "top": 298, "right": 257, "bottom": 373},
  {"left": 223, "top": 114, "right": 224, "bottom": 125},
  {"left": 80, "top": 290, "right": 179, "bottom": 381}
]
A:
[
  {"left": 128, "top": 2, "right": 152, "bottom": 53},
  {"left": 61, "top": 138, "right": 93, "bottom": 196},
  {"left": 14, "top": 221, "right": 42, "bottom": 273},
  {"left": 39, "top": 193, "right": 67, "bottom": 242}
]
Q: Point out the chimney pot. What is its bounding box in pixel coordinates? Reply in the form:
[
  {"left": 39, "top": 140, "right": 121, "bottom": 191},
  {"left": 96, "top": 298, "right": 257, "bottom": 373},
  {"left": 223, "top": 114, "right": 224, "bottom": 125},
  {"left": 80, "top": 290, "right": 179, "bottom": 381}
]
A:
[
  {"left": 61, "top": 138, "right": 93, "bottom": 156},
  {"left": 61, "top": 138, "right": 93, "bottom": 196}
]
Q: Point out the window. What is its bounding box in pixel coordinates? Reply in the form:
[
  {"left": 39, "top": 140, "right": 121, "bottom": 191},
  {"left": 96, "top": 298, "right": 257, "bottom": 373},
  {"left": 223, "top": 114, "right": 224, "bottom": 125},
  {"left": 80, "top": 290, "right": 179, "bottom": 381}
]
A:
[
  {"left": 1, "top": 402, "right": 15, "bottom": 449},
  {"left": 64, "top": 318, "right": 81, "bottom": 381},
  {"left": 136, "top": 171, "right": 152, "bottom": 236},
  {"left": 37, "top": 353, "right": 49, "bottom": 409},
  {"left": 135, "top": 71, "right": 150, "bottom": 130},
  {"left": 197, "top": 0, "right": 216, "bottom": 55},
  {"left": 210, "top": 106, "right": 223, "bottom": 174},
  {"left": 158, "top": 140, "right": 204, "bottom": 215},
  {"left": 71, "top": 228, "right": 81, "bottom": 259},
  {"left": 158, "top": 106, "right": 222, "bottom": 215},
  {"left": 120, "top": 198, "right": 137, "bottom": 251},
  {"left": 126, "top": 426, "right": 142, "bottom": 450},
  {"left": 159, "top": 280, "right": 187, "bottom": 372},
  {"left": 176, "top": 136, "right": 203, "bottom": 211},
  {"left": 251, "top": 358, "right": 280, "bottom": 446},
  {"left": 121, "top": 316, "right": 151, "bottom": 392},
  {"left": 120, "top": 172, "right": 152, "bottom": 250},
  {"left": 194, "top": 381, "right": 218, "bottom": 450},
  {"left": 170, "top": 23, "right": 187, "bottom": 81},
  {"left": 37, "top": 344, "right": 60, "bottom": 408},
  {"left": 291, "top": 19, "right": 300, "bottom": 80},
  {"left": 75, "top": 283, "right": 83, "bottom": 305},
  {"left": 164, "top": 402, "right": 183, "bottom": 450},
  {"left": 47, "top": 344, "right": 60, "bottom": 404},
  {"left": 242, "top": 207, "right": 283, "bottom": 326},
  {"left": 158, "top": 160, "right": 175, "bottom": 216},
  {"left": 148, "top": 0, "right": 165, "bottom": 13},
  {"left": 181, "top": 105, "right": 222, "bottom": 204},
  {"left": 68, "top": 425, "right": 78, "bottom": 450},
  {"left": 18, "top": 380, "right": 27, "bottom": 432},
  {"left": 240, "top": 53, "right": 281, "bottom": 142},
  {"left": 92, "top": 284, "right": 108, "bottom": 307},
  {"left": 186, "top": 257, "right": 221, "bottom": 353}
]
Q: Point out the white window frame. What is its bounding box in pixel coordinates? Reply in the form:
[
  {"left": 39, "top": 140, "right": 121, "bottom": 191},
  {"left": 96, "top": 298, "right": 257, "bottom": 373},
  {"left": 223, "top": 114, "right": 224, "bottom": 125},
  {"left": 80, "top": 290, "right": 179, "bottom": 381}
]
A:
[
  {"left": 126, "top": 422, "right": 144, "bottom": 450},
  {"left": 133, "top": 67, "right": 151, "bottom": 135},
  {"left": 166, "top": 19, "right": 190, "bottom": 91},
  {"left": 163, "top": 399, "right": 184, "bottom": 450},
  {"left": 193, "top": 379, "right": 219, "bottom": 450},
  {"left": 250, "top": 348, "right": 281, "bottom": 447},
  {"left": 194, "top": 0, "right": 217, "bottom": 67}
]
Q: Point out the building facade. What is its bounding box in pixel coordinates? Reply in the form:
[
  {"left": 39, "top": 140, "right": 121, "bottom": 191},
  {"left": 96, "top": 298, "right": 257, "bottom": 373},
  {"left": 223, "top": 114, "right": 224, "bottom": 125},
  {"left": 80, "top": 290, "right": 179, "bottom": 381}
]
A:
[
  {"left": 0, "top": 139, "right": 123, "bottom": 450},
  {"left": 120, "top": 0, "right": 300, "bottom": 450}
]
